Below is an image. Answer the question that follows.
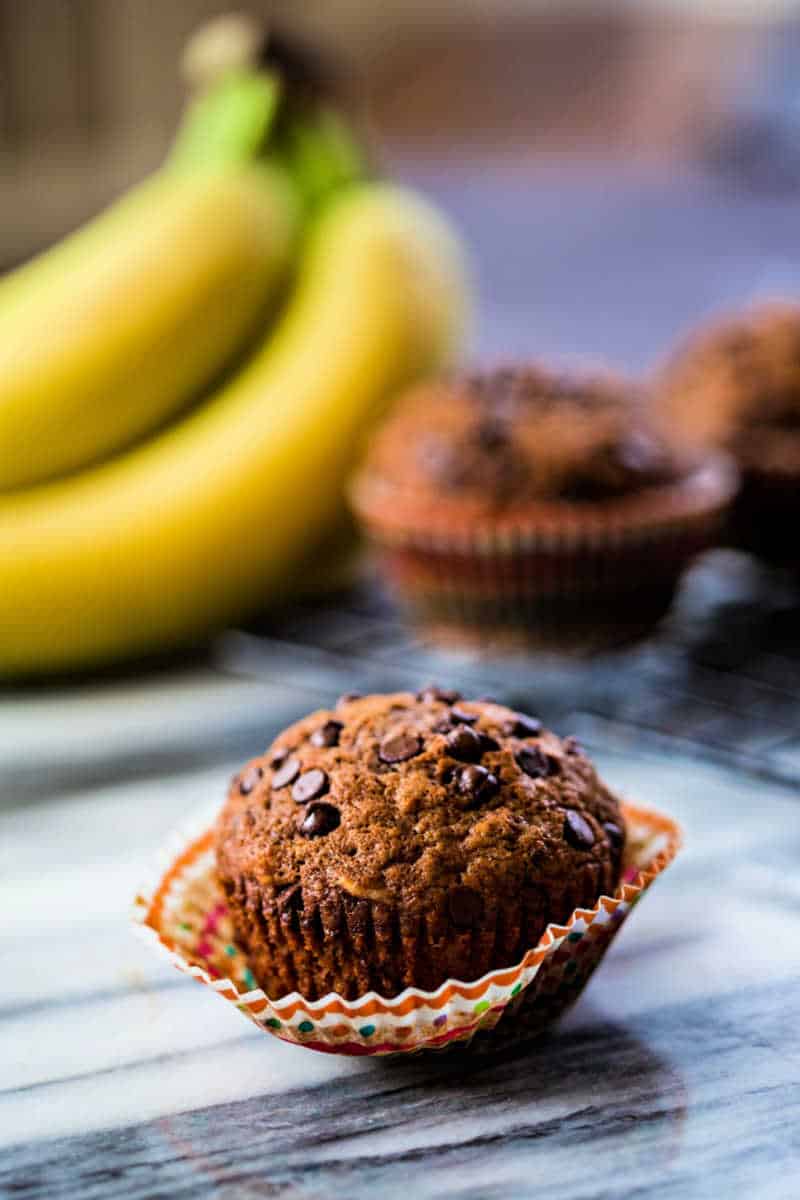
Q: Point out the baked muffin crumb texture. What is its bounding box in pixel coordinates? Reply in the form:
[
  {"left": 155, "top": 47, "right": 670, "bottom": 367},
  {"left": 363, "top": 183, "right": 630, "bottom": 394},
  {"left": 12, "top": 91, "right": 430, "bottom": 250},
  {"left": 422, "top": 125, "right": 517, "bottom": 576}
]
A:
[{"left": 216, "top": 688, "right": 625, "bottom": 999}]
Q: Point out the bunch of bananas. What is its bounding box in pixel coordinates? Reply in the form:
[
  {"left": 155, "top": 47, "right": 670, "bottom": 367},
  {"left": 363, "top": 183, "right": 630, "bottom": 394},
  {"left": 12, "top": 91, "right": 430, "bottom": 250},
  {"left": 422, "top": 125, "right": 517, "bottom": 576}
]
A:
[{"left": 0, "top": 26, "right": 469, "bottom": 676}]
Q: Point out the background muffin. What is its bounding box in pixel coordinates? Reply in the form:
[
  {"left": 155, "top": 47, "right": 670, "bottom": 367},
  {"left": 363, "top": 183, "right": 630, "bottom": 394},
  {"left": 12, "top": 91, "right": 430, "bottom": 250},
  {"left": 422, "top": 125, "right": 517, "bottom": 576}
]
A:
[
  {"left": 349, "top": 365, "right": 736, "bottom": 646},
  {"left": 656, "top": 302, "right": 800, "bottom": 562},
  {"left": 216, "top": 688, "right": 625, "bottom": 1000}
]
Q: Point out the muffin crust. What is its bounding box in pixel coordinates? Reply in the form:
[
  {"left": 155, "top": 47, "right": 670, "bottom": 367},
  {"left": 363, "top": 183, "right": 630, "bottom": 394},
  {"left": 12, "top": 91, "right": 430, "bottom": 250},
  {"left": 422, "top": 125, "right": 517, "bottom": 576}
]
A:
[
  {"left": 216, "top": 689, "right": 625, "bottom": 999},
  {"left": 658, "top": 302, "right": 800, "bottom": 473},
  {"left": 359, "top": 366, "right": 683, "bottom": 512}
]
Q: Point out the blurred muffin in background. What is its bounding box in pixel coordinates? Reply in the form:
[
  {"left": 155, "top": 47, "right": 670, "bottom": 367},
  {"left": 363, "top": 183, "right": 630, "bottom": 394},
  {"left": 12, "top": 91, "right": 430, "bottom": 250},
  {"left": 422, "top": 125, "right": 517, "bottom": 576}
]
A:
[
  {"left": 657, "top": 302, "right": 800, "bottom": 562},
  {"left": 349, "top": 364, "right": 736, "bottom": 648}
]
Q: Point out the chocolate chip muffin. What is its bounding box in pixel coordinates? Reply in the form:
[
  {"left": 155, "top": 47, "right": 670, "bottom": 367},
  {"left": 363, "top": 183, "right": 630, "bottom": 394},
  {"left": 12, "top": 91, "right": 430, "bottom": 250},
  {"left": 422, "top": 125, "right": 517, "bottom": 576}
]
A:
[
  {"left": 215, "top": 688, "right": 626, "bottom": 1000},
  {"left": 349, "top": 365, "right": 736, "bottom": 646},
  {"left": 657, "top": 302, "right": 800, "bottom": 560}
]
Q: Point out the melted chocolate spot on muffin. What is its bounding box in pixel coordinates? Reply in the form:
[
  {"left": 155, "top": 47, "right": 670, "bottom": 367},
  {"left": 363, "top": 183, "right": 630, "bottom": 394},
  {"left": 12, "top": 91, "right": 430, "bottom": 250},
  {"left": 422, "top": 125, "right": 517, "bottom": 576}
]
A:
[
  {"left": 292, "top": 768, "right": 329, "bottom": 804},
  {"left": 561, "top": 431, "right": 675, "bottom": 502},
  {"left": 456, "top": 763, "right": 500, "bottom": 805},
  {"left": 503, "top": 712, "right": 542, "bottom": 738},
  {"left": 563, "top": 809, "right": 596, "bottom": 850},
  {"left": 445, "top": 725, "right": 484, "bottom": 762},
  {"left": 272, "top": 756, "right": 301, "bottom": 789},
  {"left": 516, "top": 746, "right": 558, "bottom": 780},
  {"left": 379, "top": 732, "right": 423, "bottom": 764},
  {"left": 238, "top": 766, "right": 263, "bottom": 795},
  {"left": 310, "top": 720, "right": 343, "bottom": 748},
  {"left": 299, "top": 802, "right": 340, "bottom": 837}
]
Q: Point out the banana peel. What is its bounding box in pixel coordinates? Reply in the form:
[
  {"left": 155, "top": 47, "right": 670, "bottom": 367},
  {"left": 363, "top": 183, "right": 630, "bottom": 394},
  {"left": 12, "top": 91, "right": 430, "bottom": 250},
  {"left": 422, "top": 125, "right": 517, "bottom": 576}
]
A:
[
  {"left": 0, "top": 185, "right": 469, "bottom": 676},
  {"left": 0, "top": 163, "right": 299, "bottom": 492},
  {"left": 0, "top": 49, "right": 363, "bottom": 494}
]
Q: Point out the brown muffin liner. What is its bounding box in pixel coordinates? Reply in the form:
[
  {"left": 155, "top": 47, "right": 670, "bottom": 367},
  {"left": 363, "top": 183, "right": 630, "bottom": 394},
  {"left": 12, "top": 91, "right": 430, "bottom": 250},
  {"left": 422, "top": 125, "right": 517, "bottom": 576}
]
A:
[
  {"left": 134, "top": 800, "right": 681, "bottom": 1057},
  {"left": 225, "top": 867, "right": 608, "bottom": 1003},
  {"left": 349, "top": 457, "right": 737, "bottom": 645}
]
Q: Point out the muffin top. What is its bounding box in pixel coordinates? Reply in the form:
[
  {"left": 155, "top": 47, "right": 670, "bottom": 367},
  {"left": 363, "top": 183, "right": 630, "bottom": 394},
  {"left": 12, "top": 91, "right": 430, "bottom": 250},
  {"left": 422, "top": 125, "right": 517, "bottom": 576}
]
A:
[
  {"left": 216, "top": 688, "right": 624, "bottom": 921},
  {"left": 352, "top": 365, "right": 684, "bottom": 514},
  {"left": 658, "top": 303, "right": 800, "bottom": 470}
]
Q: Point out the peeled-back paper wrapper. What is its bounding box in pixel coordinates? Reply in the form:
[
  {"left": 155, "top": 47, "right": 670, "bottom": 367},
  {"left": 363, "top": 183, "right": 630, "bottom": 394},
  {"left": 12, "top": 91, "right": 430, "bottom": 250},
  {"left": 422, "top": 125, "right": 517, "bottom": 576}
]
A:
[{"left": 134, "top": 801, "right": 681, "bottom": 1057}]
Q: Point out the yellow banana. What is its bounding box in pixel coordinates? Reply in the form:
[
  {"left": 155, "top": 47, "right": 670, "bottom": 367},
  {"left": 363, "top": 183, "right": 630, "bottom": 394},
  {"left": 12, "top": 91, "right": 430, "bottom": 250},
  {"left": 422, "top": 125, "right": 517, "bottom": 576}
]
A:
[
  {"left": 0, "top": 184, "right": 468, "bottom": 676},
  {"left": 0, "top": 165, "right": 298, "bottom": 490}
]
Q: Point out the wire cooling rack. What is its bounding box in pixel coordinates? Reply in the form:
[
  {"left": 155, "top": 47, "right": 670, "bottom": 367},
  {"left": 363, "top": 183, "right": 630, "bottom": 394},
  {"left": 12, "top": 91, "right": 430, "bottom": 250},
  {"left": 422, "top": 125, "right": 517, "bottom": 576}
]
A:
[{"left": 219, "top": 550, "right": 800, "bottom": 791}]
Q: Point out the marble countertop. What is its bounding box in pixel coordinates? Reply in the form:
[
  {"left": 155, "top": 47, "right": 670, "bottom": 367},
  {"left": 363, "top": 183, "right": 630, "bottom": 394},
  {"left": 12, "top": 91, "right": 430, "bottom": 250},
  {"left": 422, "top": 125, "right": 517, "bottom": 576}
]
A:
[
  {"left": 2, "top": 742, "right": 799, "bottom": 1199},
  {"left": 4, "top": 163, "right": 800, "bottom": 1198}
]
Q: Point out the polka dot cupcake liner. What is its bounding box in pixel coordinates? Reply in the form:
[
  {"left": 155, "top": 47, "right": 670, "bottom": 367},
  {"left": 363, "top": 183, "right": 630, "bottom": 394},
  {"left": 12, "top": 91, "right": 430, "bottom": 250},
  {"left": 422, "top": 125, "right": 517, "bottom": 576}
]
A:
[{"left": 133, "top": 800, "right": 681, "bottom": 1057}]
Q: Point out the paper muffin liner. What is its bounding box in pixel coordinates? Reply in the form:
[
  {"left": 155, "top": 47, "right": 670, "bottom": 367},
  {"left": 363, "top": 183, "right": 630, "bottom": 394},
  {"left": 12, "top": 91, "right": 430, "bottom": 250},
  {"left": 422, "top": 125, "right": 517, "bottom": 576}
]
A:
[
  {"left": 350, "top": 458, "right": 737, "bottom": 643},
  {"left": 133, "top": 800, "right": 681, "bottom": 1057}
]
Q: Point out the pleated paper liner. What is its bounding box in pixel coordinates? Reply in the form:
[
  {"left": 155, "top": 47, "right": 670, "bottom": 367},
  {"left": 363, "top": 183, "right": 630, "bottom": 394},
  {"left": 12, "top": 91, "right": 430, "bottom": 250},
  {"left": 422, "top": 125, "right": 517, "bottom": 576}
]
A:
[
  {"left": 350, "top": 457, "right": 737, "bottom": 648},
  {"left": 134, "top": 800, "right": 681, "bottom": 1057}
]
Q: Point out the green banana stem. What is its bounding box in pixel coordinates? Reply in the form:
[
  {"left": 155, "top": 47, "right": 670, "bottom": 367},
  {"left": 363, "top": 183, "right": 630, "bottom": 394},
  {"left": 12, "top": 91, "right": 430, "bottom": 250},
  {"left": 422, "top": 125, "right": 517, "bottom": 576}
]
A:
[
  {"left": 168, "top": 64, "right": 365, "bottom": 213},
  {"left": 168, "top": 69, "right": 282, "bottom": 169},
  {"left": 272, "top": 103, "right": 365, "bottom": 213}
]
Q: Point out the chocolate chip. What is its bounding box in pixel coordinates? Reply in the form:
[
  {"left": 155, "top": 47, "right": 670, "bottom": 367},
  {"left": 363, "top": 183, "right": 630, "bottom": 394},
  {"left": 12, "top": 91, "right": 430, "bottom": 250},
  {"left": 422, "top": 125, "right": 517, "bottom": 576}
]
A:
[
  {"left": 337, "top": 692, "right": 362, "bottom": 706},
  {"left": 603, "top": 821, "right": 624, "bottom": 850},
  {"left": 563, "top": 736, "right": 584, "bottom": 757},
  {"left": 450, "top": 706, "right": 478, "bottom": 725},
  {"left": 479, "top": 733, "right": 501, "bottom": 754},
  {"left": 310, "top": 719, "right": 343, "bottom": 748},
  {"left": 417, "top": 684, "right": 461, "bottom": 704},
  {"left": 515, "top": 746, "right": 555, "bottom": 779},
  {"left": 292, "top": 768, "right": 329, "bottom": 804},
  {"left": 475, "top": 417, "right": 509, "bottom": 451},
  {"left": 272, "top": 756, "right": 301, "bottom": 789},
  {"left": 379, "top": 732, "right": 423, "bottom": 764},
  {"left": 563, "top": 431, "right": 672, "bottom": 502},
  {"left": 238, "top": 766, "right": 263, "bottom": 795},
  {"left": 446, "top": 725, "right": 484, "bottom": 762},
  {"left": 503, "top": 712, "right": 542, "bottom": 738},
  {"left": 564, "top": 809, "right": 596, "bottom": 850},
  {"left": 456, "top": 764, "right": 500, "bottom": 805},
  {"left": 448, "top": 885, "right": 485, "bottom": 927},
  {"left": 299, "top": 802, "right": 340, "bottom": 837},
  {"left": 270, "top": 747, "right": 289, "bottom": 769}
]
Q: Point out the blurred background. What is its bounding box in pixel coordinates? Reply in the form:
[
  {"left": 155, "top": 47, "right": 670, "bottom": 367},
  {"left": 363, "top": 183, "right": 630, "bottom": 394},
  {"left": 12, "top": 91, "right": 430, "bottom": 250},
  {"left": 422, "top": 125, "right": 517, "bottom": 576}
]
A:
[
  {"left": 4, "top": 4, "right": 800, "bottom": 1179},
  {"left": 3, "top": 0, "right": 800, "bottom": 754},
  {"left": 3, "top": 0, "right": 800, "bottom": 266}
]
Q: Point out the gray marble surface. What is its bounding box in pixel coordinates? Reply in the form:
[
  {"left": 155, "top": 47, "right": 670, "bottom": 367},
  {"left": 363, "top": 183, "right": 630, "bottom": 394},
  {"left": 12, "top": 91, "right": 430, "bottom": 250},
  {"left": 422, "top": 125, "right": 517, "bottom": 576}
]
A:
[
  {"left": 2, "top": 744, "right": 799, "bottom": 1199},
  {"left": 4, "top": 163, "right": 800, "bottom": 1198}
]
